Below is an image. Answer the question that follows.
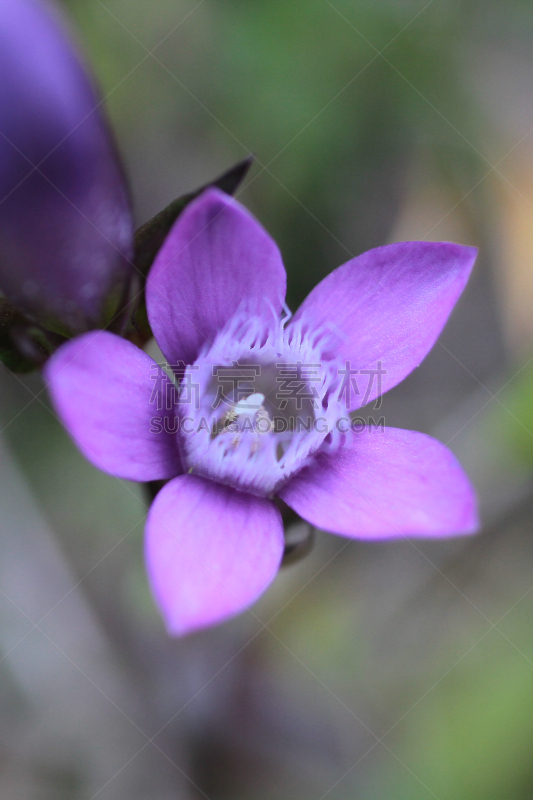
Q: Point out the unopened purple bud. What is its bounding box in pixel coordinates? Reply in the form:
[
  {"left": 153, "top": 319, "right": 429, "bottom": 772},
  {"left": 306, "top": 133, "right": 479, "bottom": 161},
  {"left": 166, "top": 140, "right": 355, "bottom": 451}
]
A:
[{"left": 0, "top": 0, "right": 134, "bottom": 336}]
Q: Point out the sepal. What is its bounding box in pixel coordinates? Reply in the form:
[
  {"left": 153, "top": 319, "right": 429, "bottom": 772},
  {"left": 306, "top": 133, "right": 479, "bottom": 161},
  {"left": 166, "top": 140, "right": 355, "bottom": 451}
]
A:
[
  {"left": 133, "top": 156, "right": 253, "bottom": 279},
  {"left": 0, "top": 296, "right": 64, "bottom": 373},
  {"left": 128, "top": 156, "right": 253, "bottom": 346}
]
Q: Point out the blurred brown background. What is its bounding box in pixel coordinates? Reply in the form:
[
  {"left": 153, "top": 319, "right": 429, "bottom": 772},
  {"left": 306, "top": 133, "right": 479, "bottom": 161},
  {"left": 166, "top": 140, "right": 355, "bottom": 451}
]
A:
[{"left": 3, "top": 0, "right": 533, "bottom": 797}]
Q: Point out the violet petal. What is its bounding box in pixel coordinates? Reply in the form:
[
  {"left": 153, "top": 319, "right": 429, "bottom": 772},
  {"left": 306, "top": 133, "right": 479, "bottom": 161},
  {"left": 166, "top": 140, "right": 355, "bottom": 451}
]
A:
[
  {"left": 146, "top": 188, "right": 286, "bottom": 367},
  {"left": 45, "top": 331, "right": 182, "bottom": 482},
  {"left": 280, "top": 426, "right": 478, "bottom": 539},
  {"left": 145, "top": 474, "right": 284, "bottom": 635},
  {"left": 290, "top": 242, "right": 477, "bottom": 410}
]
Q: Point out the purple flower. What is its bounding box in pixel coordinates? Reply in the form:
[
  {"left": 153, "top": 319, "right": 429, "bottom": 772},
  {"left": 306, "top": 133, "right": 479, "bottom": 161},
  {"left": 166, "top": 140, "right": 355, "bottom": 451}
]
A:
[
  {"left": 0, "top": 0, "right": 133, "bottom": 335},
  {"left": 45, "top": 188, "right": 478, "bottom": 635}
]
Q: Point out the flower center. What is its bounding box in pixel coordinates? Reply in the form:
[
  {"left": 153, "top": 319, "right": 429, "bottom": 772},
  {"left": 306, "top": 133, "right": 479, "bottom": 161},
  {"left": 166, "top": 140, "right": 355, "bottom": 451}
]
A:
[{"left": 176, "top": 309, "right": 343, "bottom": 496}]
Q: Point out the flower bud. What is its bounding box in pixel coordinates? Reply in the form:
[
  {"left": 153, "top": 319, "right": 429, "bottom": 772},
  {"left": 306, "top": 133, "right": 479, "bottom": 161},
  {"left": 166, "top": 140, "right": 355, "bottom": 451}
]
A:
[{"left": 0, "top": 0, "right": 134, "bottom": 336}]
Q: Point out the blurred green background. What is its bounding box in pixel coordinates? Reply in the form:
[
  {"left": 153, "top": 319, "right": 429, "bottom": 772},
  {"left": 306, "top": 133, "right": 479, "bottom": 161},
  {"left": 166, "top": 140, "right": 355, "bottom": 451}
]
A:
[{"left": 3, "top": 0, "right": 533, "bottom": 797}]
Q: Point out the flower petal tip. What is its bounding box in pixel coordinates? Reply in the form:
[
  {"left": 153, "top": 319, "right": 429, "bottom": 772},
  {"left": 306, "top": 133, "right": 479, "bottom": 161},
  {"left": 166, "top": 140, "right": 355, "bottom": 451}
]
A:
[
  {"left": 281, "top": 427, "right": 480, "bottom": 541},
  {"left": 290, "top": 239, "right": 479, "bottom": 410},
  {"left": 45, "top": 331, "right": 182, "bottom": 482},
  {"left": 145, "top": 475, "right": 284, "bottom": 635},
  {"left": 146, "top": 185, "right": 286, "bottom": 367}
]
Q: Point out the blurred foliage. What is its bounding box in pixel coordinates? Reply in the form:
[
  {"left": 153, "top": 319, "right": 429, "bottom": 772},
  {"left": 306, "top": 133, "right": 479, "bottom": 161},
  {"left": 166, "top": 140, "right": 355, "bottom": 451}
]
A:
[
  {"left": 482, "top": 358, "right": 533, "bottom": 468},
  {"left": 62, "top": 0, "right": 492, "bottom": 307}
]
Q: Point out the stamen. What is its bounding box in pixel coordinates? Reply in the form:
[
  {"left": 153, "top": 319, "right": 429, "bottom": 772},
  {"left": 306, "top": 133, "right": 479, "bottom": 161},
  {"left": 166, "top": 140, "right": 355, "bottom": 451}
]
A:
[{"left": 234, "top": 392, "right": 265, "bottom": 416}]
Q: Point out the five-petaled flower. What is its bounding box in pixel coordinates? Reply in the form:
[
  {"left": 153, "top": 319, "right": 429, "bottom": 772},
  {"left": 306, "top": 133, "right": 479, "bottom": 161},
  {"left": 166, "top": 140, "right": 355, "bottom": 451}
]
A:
[{"left": 46, "top": 188, "right": 479, "bottom": 635}]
